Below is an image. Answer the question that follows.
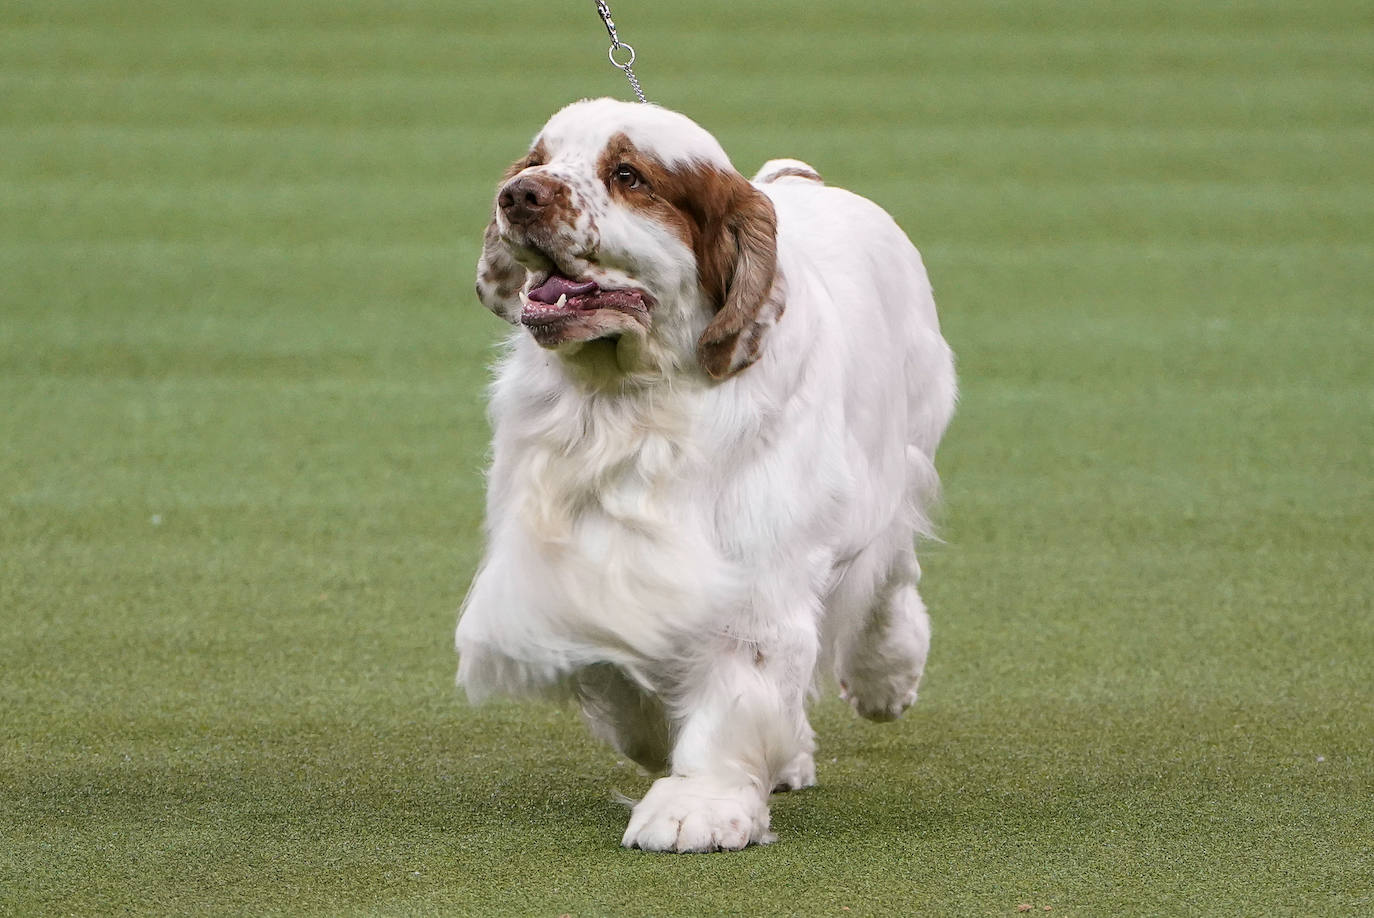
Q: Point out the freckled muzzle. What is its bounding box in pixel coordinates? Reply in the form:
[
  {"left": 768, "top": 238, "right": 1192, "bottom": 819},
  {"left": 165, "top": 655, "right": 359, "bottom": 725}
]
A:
[
  {"left": 498, "top": 173, "right": 567, "bottom": 228},
  {"left": 494, "top": 168, "right": 650, "bottom": 349},
  {"left": 495, "top": 170, "right": 595, "bottom": 275}
]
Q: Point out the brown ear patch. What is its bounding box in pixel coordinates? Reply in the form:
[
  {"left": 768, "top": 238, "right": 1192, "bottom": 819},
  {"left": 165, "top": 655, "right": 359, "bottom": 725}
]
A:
[
  {"left": 697, "top": 270, "right": 785, "bottom": 379},
  {"left": 475, "top": 217, "right": 526, "bottom": 321},
  {"left": 694, "top": 182, "right": 782, "bottom": 379}
]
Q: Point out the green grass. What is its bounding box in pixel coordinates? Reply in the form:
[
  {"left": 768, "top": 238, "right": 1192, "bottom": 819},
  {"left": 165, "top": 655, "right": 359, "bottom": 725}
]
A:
[{"left": 2, "top": 1, "right": 1371, "bottom": 914}]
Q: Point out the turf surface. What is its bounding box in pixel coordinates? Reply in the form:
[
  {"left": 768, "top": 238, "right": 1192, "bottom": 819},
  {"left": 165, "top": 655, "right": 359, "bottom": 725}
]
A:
[{"left": 2, "top": 1, "right": 1371, "bottom": 914}]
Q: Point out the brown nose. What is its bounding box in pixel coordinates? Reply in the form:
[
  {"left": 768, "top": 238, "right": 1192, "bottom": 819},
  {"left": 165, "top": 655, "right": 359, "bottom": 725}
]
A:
[{"left": 498, "top": 174, "right": 560, "bottom": 226}]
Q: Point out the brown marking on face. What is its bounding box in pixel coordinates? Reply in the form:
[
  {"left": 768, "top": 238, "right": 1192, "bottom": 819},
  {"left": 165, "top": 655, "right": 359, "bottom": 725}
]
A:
[
  {"left": 596, "top": 133, "right": 695, "bottom": 248},
  {"left": 595, "top": 134, "right": 745, "bottom": 297},
  {"left": 594, "top": 133, "right": 782, "bottom": 377},
  {"left": 502, "top": 139, "right": 549, "bottom": 182}
]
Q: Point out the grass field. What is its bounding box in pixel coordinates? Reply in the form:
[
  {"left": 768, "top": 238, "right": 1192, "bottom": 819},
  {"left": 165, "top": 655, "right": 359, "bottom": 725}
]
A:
[{"left": 2, "top": 0, "right": 1372, "bottom": 914}]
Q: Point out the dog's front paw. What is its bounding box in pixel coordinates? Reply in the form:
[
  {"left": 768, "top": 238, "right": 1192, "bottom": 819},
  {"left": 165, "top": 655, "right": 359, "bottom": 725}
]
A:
[{"left": 622, "top": 775, "right": 773, "bottom": 852}]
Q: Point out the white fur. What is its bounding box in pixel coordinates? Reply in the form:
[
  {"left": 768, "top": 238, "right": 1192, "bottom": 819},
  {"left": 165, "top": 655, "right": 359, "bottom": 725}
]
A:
[{"left": 457, "top": 99, "right": 956, "bottom": 852}]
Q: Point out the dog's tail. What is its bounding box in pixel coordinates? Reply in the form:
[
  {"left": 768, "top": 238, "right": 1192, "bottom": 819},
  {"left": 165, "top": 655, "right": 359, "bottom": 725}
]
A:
[{"left": 753, "top": 158, "right": 824, "bottom": 185}]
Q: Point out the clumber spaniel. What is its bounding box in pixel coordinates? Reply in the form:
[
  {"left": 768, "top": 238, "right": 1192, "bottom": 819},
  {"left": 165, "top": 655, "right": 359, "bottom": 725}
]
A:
[{"left": 456, "top": 99, "right": 956, "bottom": 852}]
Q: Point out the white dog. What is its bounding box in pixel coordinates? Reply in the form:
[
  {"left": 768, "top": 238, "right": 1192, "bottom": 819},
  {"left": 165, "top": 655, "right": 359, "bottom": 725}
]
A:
[{"left": 456, "top": 98, "right": 956, "bottom": 852}]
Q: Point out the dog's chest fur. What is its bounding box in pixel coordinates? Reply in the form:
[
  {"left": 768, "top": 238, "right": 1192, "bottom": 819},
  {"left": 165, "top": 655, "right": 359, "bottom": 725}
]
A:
[
  {"left": 500, "top": 372, "right": 693, "bottom": 534},
  {"left": 485, "top": 352, "right": 734, "bottom": 657}
]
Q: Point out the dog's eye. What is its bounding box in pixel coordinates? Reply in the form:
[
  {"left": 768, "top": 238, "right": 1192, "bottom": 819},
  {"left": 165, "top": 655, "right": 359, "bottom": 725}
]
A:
[{"left": 612, "top": 164, "right": 643, "bottom": 189}]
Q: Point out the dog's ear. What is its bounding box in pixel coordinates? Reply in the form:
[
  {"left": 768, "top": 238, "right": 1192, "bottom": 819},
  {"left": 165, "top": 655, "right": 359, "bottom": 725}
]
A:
[
  {"left": 475, "top": 210, "right": 525, "bottom": 323},
  {"left": 694, "top": 177, "right": 784, "bottom": 380},
  {"left": 475, "top": 149, "right": 546, "bottom": 322}
]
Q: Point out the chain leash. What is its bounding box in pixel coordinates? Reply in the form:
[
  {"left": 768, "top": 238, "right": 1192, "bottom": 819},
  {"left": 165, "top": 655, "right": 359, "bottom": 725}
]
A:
[{"left": 594, "top": 1, "right": 648, "bottom": 103}]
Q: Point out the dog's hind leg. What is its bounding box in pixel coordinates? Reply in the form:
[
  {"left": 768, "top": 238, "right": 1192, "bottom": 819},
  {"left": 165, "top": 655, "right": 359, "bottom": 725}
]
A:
[
  {"left": 773, "top": 740, "right": 817, "bottom": 792},
  {"left": 832, "top": 546, "right": 931, "bottom": 722},
  {"left": 574, "top": 663, "right": 672, "bottom": 774}
]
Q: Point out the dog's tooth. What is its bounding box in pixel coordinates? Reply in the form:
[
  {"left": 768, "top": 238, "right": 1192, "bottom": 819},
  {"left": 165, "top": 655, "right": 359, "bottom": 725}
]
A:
[{"left": 556, "top": 293, "right": 568, "bottom": 308}]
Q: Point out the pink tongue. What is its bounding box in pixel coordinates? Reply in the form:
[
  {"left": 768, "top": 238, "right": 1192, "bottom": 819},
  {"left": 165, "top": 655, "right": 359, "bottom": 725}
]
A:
[{"left": 529, "top": 274, "right": 599, "bottom": 304}]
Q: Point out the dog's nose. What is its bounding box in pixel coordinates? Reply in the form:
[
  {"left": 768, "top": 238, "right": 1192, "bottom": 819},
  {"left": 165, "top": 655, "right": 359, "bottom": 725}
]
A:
[{"left": 498, "top": 174, "right": 559, "bottom": 226}]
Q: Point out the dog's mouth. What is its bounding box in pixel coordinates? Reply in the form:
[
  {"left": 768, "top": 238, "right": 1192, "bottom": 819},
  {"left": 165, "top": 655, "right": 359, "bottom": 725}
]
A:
[{"left": 520, "top": 271, "right": 651, "bottom": 348}]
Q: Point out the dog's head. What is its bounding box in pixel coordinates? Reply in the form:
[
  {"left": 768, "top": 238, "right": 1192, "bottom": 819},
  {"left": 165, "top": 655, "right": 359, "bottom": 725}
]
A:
[{"left": 476, "top": 99, "right": 783, "bottom": 380}]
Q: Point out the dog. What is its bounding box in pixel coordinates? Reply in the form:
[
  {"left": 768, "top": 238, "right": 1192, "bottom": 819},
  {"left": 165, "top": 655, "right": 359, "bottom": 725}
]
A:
[{"left": 456, "top": 98, "right": 956, "bottom": 852}]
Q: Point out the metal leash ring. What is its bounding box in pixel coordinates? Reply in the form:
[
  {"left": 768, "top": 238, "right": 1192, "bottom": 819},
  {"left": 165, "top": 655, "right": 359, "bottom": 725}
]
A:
[
  {"left": 609, "top": 42, "right": 636, "bottom": 69},
  {"left": 594, "top": 1, "right": 648, "bottom": 103}
]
